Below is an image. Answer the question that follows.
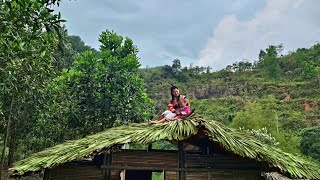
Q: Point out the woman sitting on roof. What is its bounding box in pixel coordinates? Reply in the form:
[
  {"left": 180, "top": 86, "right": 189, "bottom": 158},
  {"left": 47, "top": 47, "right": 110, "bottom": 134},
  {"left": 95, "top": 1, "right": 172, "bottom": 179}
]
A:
[{"left": 148, "top": 85, "right": 190, "bottom": 124}]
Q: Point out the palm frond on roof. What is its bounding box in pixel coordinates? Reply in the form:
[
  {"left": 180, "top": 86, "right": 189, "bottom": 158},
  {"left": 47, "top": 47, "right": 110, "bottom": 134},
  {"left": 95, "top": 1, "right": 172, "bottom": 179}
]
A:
[{"left": 10, "top": 114, "right": 320, "bottom": 179}]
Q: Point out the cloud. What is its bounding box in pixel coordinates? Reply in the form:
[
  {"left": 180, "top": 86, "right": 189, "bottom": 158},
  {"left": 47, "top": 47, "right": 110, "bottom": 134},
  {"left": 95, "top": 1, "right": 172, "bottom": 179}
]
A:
[{"left": 197, "top": 0, "right": 320, "bottom": 70}]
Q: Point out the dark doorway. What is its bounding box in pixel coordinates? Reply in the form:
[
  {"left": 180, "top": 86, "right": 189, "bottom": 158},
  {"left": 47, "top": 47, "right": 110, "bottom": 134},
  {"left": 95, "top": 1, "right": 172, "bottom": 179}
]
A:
[{"left": 125, "top": 170, "right": 152, "bottom": 180}]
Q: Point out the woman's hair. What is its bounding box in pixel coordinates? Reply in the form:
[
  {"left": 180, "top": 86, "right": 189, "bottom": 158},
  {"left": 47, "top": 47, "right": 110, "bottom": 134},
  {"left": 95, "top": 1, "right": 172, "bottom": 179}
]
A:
[{"left": 170, "top": 84, "right": 179, "bottom": 101}]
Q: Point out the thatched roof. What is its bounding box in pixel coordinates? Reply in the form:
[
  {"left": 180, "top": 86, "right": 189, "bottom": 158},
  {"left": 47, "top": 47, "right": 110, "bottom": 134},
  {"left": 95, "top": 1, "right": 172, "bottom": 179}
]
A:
[{"left": 10, "top": 114, "right": 320, "bottom": 179}]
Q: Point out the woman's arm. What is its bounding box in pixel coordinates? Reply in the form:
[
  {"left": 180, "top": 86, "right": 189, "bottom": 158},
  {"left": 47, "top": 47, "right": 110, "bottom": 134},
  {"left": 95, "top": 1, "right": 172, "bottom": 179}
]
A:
[{"left": 168, "top": 101, "right": 175, "bottom": 112}]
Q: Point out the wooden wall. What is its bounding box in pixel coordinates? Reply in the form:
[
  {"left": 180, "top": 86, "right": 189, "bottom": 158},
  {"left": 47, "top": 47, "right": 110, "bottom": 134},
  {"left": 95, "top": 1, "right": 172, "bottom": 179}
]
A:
[
  {"left": 185, "top": 154, "right": 262, "bottom": 169},
  {"left": 112, "top": 150, "right": 177, "bottom": 167},
  {"left": 108, "top": 150, "right": 264, "bottom": 180},
  {"left": 45, "top": 148, "right": 267, "bottom": 180},
  {"left": 110, "top": 150, "right": 177, "bottom": 180},
  {"left": 186, "top": 171, "right": 261, "bottom": 180},
  {"left": 45, "top": 162, "right": 103, "bottom": 180}
]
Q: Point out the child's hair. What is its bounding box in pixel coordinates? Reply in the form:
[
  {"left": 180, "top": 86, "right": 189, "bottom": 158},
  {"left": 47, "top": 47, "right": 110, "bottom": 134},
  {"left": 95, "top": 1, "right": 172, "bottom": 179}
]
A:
[{"left": 178, "top": 96, "right": 187, "bottom": 107}]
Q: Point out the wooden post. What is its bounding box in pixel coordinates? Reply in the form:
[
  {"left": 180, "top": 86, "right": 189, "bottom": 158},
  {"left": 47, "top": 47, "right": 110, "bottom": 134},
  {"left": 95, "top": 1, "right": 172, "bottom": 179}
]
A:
[
  {"left": 178, "top": 142, "right": 186, "bottom": 180},
  {"left": 162, "top": 170, "right": 166, "bottom": 180},
  {"left": 120, "top": 170, "right": 126, "bottom": 180},
  {"left": 43, "top": 169, "right": 50, "bottom": 180},
  {"left": 102, "top": 154, "right": 106, "bottom": 180},
  {"left": 147, "top": 144, "right": 152, "bottom": 152},
  {"left": 103, "top": 153, "right": 112, "bottom": 180}
]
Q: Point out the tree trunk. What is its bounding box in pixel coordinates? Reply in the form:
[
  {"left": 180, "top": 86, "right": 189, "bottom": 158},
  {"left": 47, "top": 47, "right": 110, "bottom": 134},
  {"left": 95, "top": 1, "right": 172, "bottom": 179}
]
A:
[
  {"left": 8, "top": 126, "right": 17, "bottom": 167},
  {"left": 0, "top": 98, "right": 14, "bottom": 177}
]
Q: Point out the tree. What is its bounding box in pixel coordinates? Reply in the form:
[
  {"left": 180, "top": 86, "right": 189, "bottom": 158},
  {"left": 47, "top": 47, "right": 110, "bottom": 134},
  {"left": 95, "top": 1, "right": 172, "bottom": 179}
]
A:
[
  {"left": 32, "top": 30, "right": 155, "bottom": 150},
  {"left": 256, "top": 45, "right": 285, "bottom": 79},
  {"left": 300, "top": 126, "right": 320, "bottom": 160},
  {"left": 161, "top": 65, "right": 174, "bottom": 78},
  {"left": 52, "top": 34, "right": 99, "bottom": 73},
  {"left": 301, "top": 61, "right": 318, "bottom": 80},
  {"left": 206, "top": 66, "right": 212, "bottom": 74},
  {"left": 231, "top": 61, "right": 252, "bottom": 72},
  {"left": 172, "top": 59, "right": 181, "bottom": 75},
  {"left": 239, "top": 61, "right": 252, "bottom": 72},
  {"left": 258, "top": 50, "right": 267, "bottom": 62},
  {"left": 0, "top": 0, "right": 65, "bottom": 174},
  {"left": 68, "top": 35, "right": 96, "bottom": 53},
  {"left": 225, "top": 65, "right": 233, "bottom": 71},
  {"left": 316, "top": 66, "right": 320, "bottom": 89}
]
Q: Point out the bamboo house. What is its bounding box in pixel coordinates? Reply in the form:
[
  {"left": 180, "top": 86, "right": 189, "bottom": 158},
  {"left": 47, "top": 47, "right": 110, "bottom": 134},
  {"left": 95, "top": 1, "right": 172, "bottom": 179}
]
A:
[{"left": 9, "top": 114, "right": 320, "bottom": 180}]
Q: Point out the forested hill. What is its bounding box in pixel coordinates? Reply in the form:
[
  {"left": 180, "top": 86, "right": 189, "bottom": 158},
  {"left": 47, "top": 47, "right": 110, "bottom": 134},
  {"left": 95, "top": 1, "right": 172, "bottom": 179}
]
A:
[
  {"left": 141, "top": 44, "right": 320, "bottom": 101},
  {"left": 140, "top": 44, "right": 320, "bottom": 112},
  {"left": 139, "top": 43, "right": 320, "bottom": 157}
]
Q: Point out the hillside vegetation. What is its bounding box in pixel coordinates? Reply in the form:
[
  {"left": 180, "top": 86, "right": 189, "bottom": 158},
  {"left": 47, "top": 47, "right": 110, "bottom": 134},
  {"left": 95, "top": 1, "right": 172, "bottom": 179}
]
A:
[{"left": 140, "top": 44, "right": 320, "bottom": 156}]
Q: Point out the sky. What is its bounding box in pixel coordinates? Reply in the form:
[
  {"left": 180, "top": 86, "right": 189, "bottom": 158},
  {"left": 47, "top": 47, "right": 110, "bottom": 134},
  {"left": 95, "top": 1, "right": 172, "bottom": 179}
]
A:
[{"left": 56, "top": 0, "right": 320, "bottom": 70}]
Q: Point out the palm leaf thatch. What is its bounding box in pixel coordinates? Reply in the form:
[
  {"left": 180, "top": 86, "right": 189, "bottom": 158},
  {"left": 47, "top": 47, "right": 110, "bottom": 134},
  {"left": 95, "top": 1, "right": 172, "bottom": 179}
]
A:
[{"left": 10, "top": 114, "right": 320, "bottom": 179}]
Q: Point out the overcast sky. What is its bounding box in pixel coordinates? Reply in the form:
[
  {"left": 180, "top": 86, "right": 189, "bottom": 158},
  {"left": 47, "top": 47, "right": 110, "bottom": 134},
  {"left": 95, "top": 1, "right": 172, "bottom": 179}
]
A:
[{"left": 56, "top": 0, "right": 320, "bottom": 70}]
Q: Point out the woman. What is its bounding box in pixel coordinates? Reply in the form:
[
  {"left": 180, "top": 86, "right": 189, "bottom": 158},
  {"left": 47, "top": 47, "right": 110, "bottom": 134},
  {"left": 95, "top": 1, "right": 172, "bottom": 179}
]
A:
[{"left": 149, "top": 85, "right": 190, "bottom": 124}]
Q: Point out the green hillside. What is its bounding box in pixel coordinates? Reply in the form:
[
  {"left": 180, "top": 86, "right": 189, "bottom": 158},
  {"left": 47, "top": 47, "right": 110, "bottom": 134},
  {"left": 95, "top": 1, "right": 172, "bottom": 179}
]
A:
[{"left": 140, "top": 44, "right": 320, "bottom": 156}]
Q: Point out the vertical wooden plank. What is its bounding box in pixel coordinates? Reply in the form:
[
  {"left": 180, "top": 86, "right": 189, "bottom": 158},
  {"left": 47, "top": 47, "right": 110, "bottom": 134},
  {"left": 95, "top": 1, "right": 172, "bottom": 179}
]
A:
[
  {"left": 43, "top": 169, "right": 50, "bottom": 180},
  {"left": 147, "top": 144, "right": 152, "bottom": 152},
  {"left": 103, "top": 153, "right": 113, "bottom": 180},
  {"left": 120, "top": 170, "right": 126, "bottom": 180},
  {"left": 178, "top": 142, "right": 186, "bottom": 180},
  {"left": 103, "top": 154, "right": 107, "bottom": 180},
  {"left": 107, "top": 153, "right": 112, "bottom": 180},
  {"left": 162, "top": 170, "right": 166, "bottom": 180}
]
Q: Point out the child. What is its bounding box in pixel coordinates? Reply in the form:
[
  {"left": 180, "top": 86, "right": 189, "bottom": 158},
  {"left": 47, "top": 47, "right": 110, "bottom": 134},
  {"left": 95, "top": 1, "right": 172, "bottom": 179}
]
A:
[{"left": 173, "top": 96, "right": 190, "bottom": 120}]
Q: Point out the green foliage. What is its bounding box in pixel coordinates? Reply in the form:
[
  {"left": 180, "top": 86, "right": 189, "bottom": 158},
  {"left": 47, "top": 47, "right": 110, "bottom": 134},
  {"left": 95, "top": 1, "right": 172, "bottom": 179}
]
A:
[
  {"left": 99, "top": 30, "right": 138, "bottom": 58},
  {"left": 301, "top": 61, "right": 319, "bottom": 80},
  {"left": 0, "top": 0, "right": 65, "bottom": 167},
  {"left": 129, "top": 140, "right": 178, "bottom": 150},
  {"left": 33, "top": 30, "right": 155, "bottom": 150},
  {"left": 172, "top": 59, "right": 181, "bottom": 73},
  {"left": 272, "top": 132, "right": 301, "bottom": 154},
  {"left": 226, "top": 60, "right": 253, "bottom": 72},
  {"left": 152, "top": 172, "right": 162, "bottom": 180},
  {"left": 278, "top": 43, "right": 320, "bottom": 81},
  {"left": 152, "top": 140, "right": 177, "bottom": 150},
  {"left": 230, "top": 100, "right": 277, "bottom": 131},
  {"left": 0, "top": 138, "right": 9, "bottom": 160},
  {"left": 249, "top": 127, "right": 279, "bottom": 146},
  {"left": 280, "top": 111, "right": 306, "bottom": 133},
  {"left": 52, "top": 34, "right": 100, "bottom": 72},
  {"left": 228, "top": 96, "right": 306, "bottom": 154},
  {"left": 192, "top": 97, "right": 245, "bottom": 124},
  {"left": 258, "top": 45, "right": 282, "bottom": 79},
  {"left": 161, "top": 65, "right": 175, "bottom": 78},
  {"left": 68, "top": 35, "right": 97, "bottom": 53},
  {"left": 300, "top": 126, "right": 320, "bottom": 160}
]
